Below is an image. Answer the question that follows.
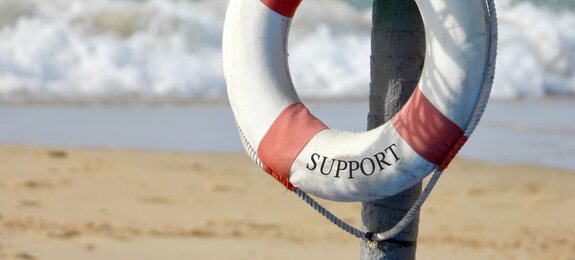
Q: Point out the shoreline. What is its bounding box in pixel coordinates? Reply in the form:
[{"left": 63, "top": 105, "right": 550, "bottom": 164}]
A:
[
  {"left": 1, "top": 144, "right": 574, "bottom": 259},
  {"left": 2, "top": 99, "right": 575, "bottom": 170}
]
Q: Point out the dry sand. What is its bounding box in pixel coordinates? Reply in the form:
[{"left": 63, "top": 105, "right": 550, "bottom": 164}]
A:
[{"left": 0, "top": 145, "right": 574, "bottom": 259}]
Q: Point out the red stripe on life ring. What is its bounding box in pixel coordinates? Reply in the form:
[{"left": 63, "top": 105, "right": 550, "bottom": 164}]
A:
[
  {"left": 260, "top": 0, "right": 302, "bottom": 18},
  {"left": 258, "top": 102, "right": 327, "bottom": 190},
  {"left": 392, "top": 88, "right": 466, "bottom": 166}
]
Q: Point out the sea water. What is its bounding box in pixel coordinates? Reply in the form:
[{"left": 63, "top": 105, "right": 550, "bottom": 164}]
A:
[
  {"left": 0, "top": 0, "right": 574, "bottom": 101},
  {"left": 1, "top": 100, "right": 574, "bottom": 170}
]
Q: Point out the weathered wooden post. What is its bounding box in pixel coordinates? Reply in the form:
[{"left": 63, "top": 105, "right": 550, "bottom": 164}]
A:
[{"left": 360, "top": 0, "right": 425, "bottom": 259}]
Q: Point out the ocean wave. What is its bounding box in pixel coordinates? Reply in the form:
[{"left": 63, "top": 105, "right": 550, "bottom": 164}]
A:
[
  {"left": 494, "top": 0, "right": 575, "bottom": 98},
  {"left": 0, "top": 0, "right": 574, "bottom": 102}
]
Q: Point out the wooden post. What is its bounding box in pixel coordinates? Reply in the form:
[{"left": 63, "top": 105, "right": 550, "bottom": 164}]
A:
[{"left": 360, "top": 0, "right": 425, "bottom": 259}]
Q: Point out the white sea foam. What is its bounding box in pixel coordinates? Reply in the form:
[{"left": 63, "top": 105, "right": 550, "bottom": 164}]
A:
[
  {"left": 0, "top": 0, "right": 228, "bottom": 101},
  {"left": 494, "top": 0, "right": 575, "bottom": 98},
  {"left": 0, "top": 0, "right": 574, "bottom": 102}
]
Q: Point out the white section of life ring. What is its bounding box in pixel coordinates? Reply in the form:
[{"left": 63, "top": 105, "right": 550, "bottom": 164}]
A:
[
  {"left": 223, "top": 0, "right": 300, "bottom": 152},
  {"left": 223, "top": 0, "right": 493, "bottom": 202}
]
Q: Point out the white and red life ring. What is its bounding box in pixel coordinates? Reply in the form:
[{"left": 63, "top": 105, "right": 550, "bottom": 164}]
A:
[{"left": 223, "top": 0, "right": 495, "bottom": 202}]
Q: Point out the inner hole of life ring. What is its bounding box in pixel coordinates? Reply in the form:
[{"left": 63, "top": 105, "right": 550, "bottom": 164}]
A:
[{"left": 285, "top": 1, "right": 425, "bottom": 132}]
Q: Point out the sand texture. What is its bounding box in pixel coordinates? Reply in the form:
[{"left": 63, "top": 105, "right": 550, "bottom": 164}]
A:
[{"left": 0, "top": 145, "right": 574, "bottom": 259}]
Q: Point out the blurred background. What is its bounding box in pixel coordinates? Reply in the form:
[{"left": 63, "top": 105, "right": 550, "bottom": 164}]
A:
[
  {"left": 1, "top": 1, "right": 575, "bottom": 259},
  {"left": 0, "top": 0, "right": 574, "bottom": 168}
]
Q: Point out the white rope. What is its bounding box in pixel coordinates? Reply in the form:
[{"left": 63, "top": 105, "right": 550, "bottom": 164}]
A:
[
  {"left": 237, "top": 125, "right": 264, "bottom": 169},
  {"left": 293, "top": 188, "right": 369, "bottom": 240},
  {"left": 292, "top": 170, "right": 443, "bottom": 241},
  {"left": 236, "top": 0, "right": 498, "bottom": 242},
  {"left": 465, "top": 0, "right": 499, "bottom": 137},
  {"left": 363, "top": 0, "right": 499, "bottom": 241},
  {"left": 370, "top": 169, "right": 443, "bottom": 241}
]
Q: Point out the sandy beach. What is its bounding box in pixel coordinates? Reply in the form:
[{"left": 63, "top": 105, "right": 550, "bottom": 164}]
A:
[{"left": 0, "top": 145, "right": 573, "bottom": 259}]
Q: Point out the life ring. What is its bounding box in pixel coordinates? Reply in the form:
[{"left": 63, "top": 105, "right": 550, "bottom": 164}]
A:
[{"left": 223, "top": 0, "right": 495, "bottom": 202}]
